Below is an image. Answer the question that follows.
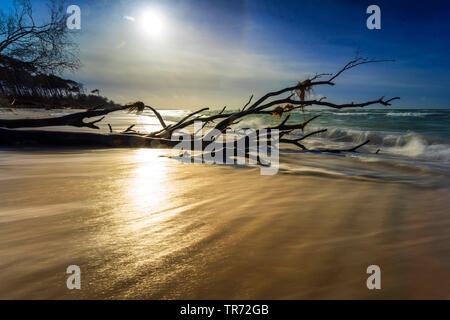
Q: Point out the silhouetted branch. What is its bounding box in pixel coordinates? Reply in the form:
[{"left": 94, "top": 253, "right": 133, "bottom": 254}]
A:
[
  {"left": 0, "top": 58, "right": 399, "bottom": 161},
  {"left": 122, "top": 124, "right": 136, "bottom": 133},
  {"left": 146, "top": 105, "right": 167, "bottom": 129},
  {"left": 328, "top": 58, "right": 395, "bottom": 82},
  {"left": 241, "top": 94, "right": 253, "bottom": 111},
  {"left": 0, "top": 104, "right": 133, "bottom": 129}
]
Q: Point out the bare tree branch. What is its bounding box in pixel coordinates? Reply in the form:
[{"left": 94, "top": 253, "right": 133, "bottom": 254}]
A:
[
  {"left": 328, "top": 57, "right": 395, "bottom": 82},
  {"left": 241, "top": 94, "right": 253, "bottom": 111},
  {"left": 0, "top": 0, "right": 80, "bottom": 73},
  {"left": 0, "top": 57, "right": 400, "bottom": 163}
]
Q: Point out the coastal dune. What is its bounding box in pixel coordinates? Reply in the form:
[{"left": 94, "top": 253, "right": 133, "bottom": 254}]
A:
[{"left": 0, "top": 148, "right": 449, "bottom": 299}]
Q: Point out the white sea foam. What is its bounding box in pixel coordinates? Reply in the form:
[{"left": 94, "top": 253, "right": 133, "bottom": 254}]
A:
[
  {"left": 327, "top": 112, "right": 370, "bottom": 116},
  {"left": 386, "top": 136, "right": 450, "bottom": 161},
  {"left": 304, "top": 127, "right": 450, "bottom": 162},
  {"left": 386, "top": 112, "right": 435, "bottom": 117}
]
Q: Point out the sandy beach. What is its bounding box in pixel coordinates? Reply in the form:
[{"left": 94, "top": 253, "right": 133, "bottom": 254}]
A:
[
  {"left": 1, "top": 148, "right": 449, "bottom": 299},
  {"left": 1, "top": 0, "right": 450, "bottom": 305}
]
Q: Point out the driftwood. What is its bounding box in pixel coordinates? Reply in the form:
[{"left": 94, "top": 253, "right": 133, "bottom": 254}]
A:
[
  {"left": 0, "top": 58, "right": 400, "bottom": 158},
  {"left": 0, "top": 104, "right": 130, "bottom": 129}
]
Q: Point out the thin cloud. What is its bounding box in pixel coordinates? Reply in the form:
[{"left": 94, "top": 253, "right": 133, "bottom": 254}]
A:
[{"left": 121, "top": 15, "right": 135, "bottom": 22}]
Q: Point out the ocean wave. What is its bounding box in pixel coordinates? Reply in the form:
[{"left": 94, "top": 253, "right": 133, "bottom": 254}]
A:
[
  {"left": 326, "top": 112, "right": 370, "bottom": 116},
  {"left": 385, "top": 112, "right": 435, "bottom": 117},
  {"left": 321, "top": 111, "right": 435, "bottom": 117},
  {"left": 305, "top": 128, "right": 450, "bottom": 162},
  {"left": 387, "top": 137, "right": 450, "bottom": 161}
]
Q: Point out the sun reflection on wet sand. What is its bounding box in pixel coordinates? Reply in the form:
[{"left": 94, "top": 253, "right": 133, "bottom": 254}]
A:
[
  {"left": 94, "top": 149, "right": 182, "bottom": 250},
  {"left": 128, "top": 149, "right": 169, "bottom": 212},
  {"left": 83, "top": 149, "right": 189, "bottom": 297}
]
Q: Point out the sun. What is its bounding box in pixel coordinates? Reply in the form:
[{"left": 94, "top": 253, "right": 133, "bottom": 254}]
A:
[{"left": 139, "top": 10, "right": 165, "bottom": 37}]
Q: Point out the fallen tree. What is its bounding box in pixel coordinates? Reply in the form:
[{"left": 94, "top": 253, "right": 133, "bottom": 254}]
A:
[{"left": 0, "top": 58, "right": 400, "bottom": 160}]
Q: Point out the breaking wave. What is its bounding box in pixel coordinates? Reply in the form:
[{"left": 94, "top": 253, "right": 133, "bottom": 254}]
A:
[
  {"left": 385, "top": 112, "right": 436, "bottom": 117},
  {"left": 309, "top": 127, "right": 450, "bottom": 162}
]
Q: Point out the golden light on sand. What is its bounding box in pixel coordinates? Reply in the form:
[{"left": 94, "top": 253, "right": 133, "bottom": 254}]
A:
[
  {"left": 139, "top": 10, "right": 165, "bottom": 38},
  {"left": 129, "top": 149, "right": 169, "bottom": 212}
]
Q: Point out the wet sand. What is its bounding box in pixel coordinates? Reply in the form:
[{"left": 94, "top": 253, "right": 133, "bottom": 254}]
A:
[{"left": 0, "top": 148, "right": 449, "bottom": 299}]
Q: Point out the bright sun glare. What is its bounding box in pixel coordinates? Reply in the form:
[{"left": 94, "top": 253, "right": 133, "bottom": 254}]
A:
[{"left": 139, "top": 10, "right": 165, "bottom": 37}]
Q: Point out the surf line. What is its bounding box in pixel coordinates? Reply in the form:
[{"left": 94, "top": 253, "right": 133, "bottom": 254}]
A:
[{"left": 171, "top": 121, "right": 280, "bottom": 175}]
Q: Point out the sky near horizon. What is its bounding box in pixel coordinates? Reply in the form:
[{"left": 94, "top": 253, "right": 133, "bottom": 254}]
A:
[{"left": 2, "top": 0, "right": 450, "bottom": 108}]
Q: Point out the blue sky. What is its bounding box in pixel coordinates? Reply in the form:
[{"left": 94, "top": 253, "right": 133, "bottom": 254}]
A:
[{"left": 2, "top": 0, "right": 450, "bottom": 108}]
